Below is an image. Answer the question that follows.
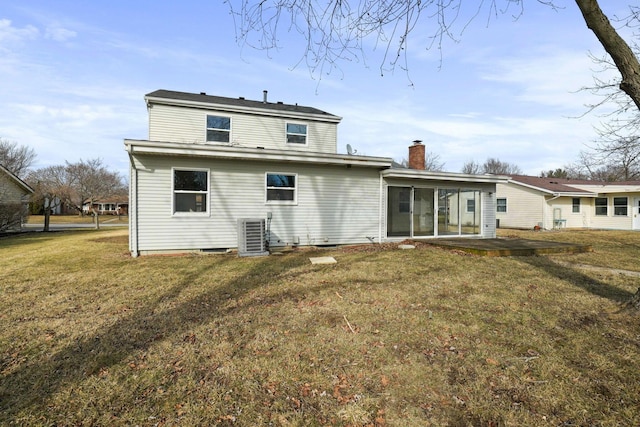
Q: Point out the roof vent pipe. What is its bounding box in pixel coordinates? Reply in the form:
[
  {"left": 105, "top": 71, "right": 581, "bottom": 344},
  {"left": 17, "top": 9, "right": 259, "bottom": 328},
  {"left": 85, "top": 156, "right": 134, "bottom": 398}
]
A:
[{"left": 263, "top": 90, "right": 268, "bottom": 103}]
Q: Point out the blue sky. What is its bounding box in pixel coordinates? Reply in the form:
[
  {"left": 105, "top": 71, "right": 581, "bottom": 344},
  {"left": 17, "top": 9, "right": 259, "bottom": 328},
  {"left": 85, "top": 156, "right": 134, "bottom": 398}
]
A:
[{"left": 0, "top": 1, "right": 630, "bottom": 178}]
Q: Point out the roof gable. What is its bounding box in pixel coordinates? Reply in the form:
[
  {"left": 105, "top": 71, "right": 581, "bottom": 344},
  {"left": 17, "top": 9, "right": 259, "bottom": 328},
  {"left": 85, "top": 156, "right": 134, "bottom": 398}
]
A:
[
  {"left": 0, "top": 164, "right": 34, "bottom": 195},
  {"left": 145, "top": 89, "right": 341, "bottom": 122}
]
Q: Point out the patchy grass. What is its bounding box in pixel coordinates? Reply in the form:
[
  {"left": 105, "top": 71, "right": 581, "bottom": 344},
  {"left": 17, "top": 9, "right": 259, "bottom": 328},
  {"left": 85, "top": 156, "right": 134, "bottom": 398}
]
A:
[{"left": 1, "top": 229, "right": 639, "bottom": 426}]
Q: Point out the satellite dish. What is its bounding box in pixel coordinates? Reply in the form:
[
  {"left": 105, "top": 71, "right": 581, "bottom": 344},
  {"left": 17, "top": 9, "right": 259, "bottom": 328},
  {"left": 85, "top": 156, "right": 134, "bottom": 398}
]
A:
[{"left": 346, "top": 144, "right": 357, "bottom": 155}]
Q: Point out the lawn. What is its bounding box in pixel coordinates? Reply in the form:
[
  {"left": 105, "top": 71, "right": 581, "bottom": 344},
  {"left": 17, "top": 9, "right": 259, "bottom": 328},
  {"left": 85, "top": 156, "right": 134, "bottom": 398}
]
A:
[{"left": 1, "top": 229, "right": 639, "bottom": 426}]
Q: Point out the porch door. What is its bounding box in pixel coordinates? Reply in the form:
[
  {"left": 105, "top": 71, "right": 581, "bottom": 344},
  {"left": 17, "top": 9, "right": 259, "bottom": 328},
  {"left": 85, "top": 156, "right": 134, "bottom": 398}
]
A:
[
  {"left": 387, "top": 187, "right": 434, "bottom": 237},
  {"left": 634, "top": 197, "right": 640, "bottom": 230},
  {"left": 413, "top": 188, "right": 435, "bottom": 236}
]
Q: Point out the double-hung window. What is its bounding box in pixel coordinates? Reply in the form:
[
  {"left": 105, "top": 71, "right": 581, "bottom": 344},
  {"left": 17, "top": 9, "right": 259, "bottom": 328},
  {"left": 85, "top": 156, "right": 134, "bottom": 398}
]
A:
[
  {"left": 572, "top": 197, "right": 580, "bottom": 213},
  {"left": 266, "top": 173, "right": 297, "bottom": 204},
  {"left": 467, "top": 199, "right": 476, "bottom": 213},
  {"left": 496, "top": 198, "right": 507, "bottom": 213},
  {"left": 614, "top": 197, "right": 628, "bottom": 216},
  {"left": 595, "top": 197, "right": 608, "bottom": 216},
  {"left": 206, "top": 115, "right": 231, "bottom": 143},
  {"left": 286, "top": 123, "right": 307, "bottom": 145},
  {"left": 173, "top": 169, "right": 209, "bottom": 214}
]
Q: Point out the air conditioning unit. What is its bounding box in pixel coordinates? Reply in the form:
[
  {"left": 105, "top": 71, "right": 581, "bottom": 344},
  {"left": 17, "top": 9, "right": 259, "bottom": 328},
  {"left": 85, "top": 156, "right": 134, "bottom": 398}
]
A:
[{"left": 237, "top": 218, "right": 269, "bottom": 257}]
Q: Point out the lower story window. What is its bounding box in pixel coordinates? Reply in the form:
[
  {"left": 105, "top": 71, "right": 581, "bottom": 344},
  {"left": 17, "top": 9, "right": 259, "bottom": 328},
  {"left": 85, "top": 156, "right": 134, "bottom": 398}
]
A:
[
  {"left": 496, "top": 198, "right": 507, "bottom": 213},
  {"left": 266, "top": 173, "right": 297, "bottom": 204},
  {"left": 572, "top": 197, "right": 580, "bottom": 213},
  {"left": 614, "top": 197, "right": 628, "bottom": 216},
  {"left": 173, "top": 169, "right": 208, "bottom": 214},
  {"left": 595, "top": 197, "right": 607, "bottom": 216}
]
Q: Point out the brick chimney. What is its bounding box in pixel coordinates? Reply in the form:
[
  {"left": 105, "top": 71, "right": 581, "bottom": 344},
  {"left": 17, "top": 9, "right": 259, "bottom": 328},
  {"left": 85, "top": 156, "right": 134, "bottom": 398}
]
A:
[{"left": 408, "top": 140, "right": 425, "bottom": 170}]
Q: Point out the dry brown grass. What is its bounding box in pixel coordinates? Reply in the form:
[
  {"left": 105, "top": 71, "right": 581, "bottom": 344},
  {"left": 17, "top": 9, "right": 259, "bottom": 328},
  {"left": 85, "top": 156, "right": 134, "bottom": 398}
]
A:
[{"left": 1, "top": 229, "right": 639, "bottom": 426}]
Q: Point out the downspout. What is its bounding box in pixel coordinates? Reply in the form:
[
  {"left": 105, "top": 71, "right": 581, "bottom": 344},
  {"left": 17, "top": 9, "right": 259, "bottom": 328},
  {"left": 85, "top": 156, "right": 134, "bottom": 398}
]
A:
[
  {"left": 545, "top": 193, "right": 561, "bottom": 230},
  {"left": 127, "top": 149, "right": 140, "bottom": 258},
  {"left": 378, "top": 173, "right": 383, "bottom": 243}
]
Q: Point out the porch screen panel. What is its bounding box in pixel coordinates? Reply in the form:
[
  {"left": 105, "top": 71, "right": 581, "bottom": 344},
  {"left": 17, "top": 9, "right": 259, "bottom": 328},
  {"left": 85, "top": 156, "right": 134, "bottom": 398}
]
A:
[
  {"left": 438, "top": 188, "right": 459, "bottom": 236},
  {"left": 413, "top": 188, "right": 435, "bottom": 236},
  {"left": 460, "top": 189, "right": 481, "bottom": 235},
  {"left": 387, "top": 187, "right": 411, "bottom": 237}
]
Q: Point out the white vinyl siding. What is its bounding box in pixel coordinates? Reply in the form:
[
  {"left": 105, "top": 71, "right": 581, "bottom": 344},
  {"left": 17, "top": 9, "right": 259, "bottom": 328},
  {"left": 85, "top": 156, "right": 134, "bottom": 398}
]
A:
[
  {"left": 495, "top": 183, "right": 545, "bottom": 229},
  {"left": 148, "top": 103, "right": 337, "bottom": 153},
  {"left": 132, "top": 155, "right": 381, "bottom": 252}
]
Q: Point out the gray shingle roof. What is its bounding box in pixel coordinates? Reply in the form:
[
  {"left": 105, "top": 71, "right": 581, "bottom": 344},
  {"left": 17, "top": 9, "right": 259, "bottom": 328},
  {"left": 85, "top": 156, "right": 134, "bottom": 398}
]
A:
[{"left": 145, "top": 89, "right": 340, "bottom": 119}]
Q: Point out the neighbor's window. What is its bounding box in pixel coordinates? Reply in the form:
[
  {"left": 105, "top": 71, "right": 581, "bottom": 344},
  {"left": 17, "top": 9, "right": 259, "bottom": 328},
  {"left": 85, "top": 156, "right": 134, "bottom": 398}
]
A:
[
  {"left": 572, "top": 197, "right": 580, "bottom": 213},
  {"left": 206, "top": 115, "right": 231, "bottom": 143},
  {"left": 467, "top": 199, "right": 476, "bottom": 213},
  {"left": 286, "top": 123, "right": 307, "bottom": 144},
  {"left": 614, "top": 197, "right": 628, "bottom": 216},
  {"left": 496, "top": 198, "right": 507, "bottom": 213},
  {"left": 173, "top": 169, "right": 208, "bottom": 214},
  {"left": 595, "top": 197, "right": 608, "bottom": 216},
  {"left": 266, "top": 173, "right": 297, "bottom": 204}
]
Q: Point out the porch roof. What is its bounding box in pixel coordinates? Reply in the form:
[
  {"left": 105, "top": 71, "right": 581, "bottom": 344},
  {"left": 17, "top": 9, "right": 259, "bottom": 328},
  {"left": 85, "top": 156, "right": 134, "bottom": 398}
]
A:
[
  {"left": 125, "top": 139, "right": 393, "bottom": 169},
  {"left": 381, "top": 169, "right": 509, "bottom": 184}
]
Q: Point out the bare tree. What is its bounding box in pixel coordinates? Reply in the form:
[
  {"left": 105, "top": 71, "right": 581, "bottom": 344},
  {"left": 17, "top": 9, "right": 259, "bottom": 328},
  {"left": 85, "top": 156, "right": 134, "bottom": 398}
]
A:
[
  {"left": 461, "top": 160, "right": 482, "bottom": 175},
  {"left": 229, "top": 1, "right": 640, "bottom": 112},
  {"left": 26, "top": 165, "right": 69, "bottom": 232},
  {"left": 462, "top": 158, "right": 522, "bottom": 175},
  {"left": 0, "top": 138, "right": 37, "bottom": 178},
  {"left": 64, "top": 159, "right": 125, "bottom": 229}
]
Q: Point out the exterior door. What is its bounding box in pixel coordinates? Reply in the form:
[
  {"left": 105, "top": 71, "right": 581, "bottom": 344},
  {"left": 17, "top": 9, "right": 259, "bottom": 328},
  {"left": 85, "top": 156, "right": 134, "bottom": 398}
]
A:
[
  {"left": 413, "top": 188, "right": 435, "bottom": 237},
  {"left": 387, "top": 186, "right": 434, "bottom": 237},
  {"left": 634, "top": 197, "right": 640, "bottom": 230}
]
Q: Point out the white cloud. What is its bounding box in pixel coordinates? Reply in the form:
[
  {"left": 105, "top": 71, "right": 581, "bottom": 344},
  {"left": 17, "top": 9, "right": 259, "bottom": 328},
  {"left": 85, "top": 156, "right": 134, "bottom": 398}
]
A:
[
  {"left": 45, "top": 25, "right": 76, "bottom": 42},
  {"left": 0, "top": 19, "right": 39, "bottom": 45}
]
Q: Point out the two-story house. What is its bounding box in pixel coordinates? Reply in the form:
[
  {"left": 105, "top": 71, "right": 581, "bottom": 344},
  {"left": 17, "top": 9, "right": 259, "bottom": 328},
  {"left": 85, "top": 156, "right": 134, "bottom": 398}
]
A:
[{"left": 125, "top": 89, "right": 507, "bottom": 256}]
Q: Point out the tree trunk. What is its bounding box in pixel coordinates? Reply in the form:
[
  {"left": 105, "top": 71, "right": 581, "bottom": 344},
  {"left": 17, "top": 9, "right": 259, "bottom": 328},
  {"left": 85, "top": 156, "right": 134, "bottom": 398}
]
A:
[
  {"left": 43, "top": 209, "right": 50, "bottom": 232},
  {"left": 93, "top": 210, "right": 100, "bottom": 230},
  {"left": 575, "top": 0, "right": 640, "bottom": 111}
]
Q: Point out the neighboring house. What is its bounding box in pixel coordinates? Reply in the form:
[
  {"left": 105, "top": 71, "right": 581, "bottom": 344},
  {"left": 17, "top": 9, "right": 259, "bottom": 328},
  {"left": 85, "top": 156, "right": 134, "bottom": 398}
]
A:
[
  {"left": 0, "top": 164, "right": 34, "bottom": 231},
  {"left": 496, "top": 175, "right": 640, "bottom": 230},
  {"left": 83, "top": 197, "right": 129, "bottom": 215},
  {"left": 125, "top": 89, "right": 507, "bottom": 256}
]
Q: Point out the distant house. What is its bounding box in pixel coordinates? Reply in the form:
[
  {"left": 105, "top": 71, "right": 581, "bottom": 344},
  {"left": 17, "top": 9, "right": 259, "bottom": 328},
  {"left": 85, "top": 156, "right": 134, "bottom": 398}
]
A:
[
  {"left": 83, "top": 196, "right": 129, "bottom": 215},
  {"left": 125, "top": 89, "right": 507, "bottom": 256},
  {"left": 496, "top": 175, "right": 640, "bottom": 230},
  {"left": 0, "top": 164, "right": 34, "bottom": 231}
]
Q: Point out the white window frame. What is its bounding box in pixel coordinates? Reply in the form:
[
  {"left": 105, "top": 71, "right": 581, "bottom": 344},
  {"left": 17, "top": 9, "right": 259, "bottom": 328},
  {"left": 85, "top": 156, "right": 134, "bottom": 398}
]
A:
[
  {"left": 496, "top": 198, "right": 507, "bottom": 213},
  {"left": 595, "top": 197, "right": 608, "bottom": 216},
  {"left": 285, "top": 122, "right": 308, "bottom": 145},
  {"left": 265, "top": 172, "right": 298, "bottom": 205},
  {"left": 172, "top": 167, "right": 210, "bottom": 216},
  {"left": 206, "top": 114, "right": 231, "bottom": 143},
  {"left": 572, "top": 197, "right": 580, "bottom": 213},
  {"left": 613, "top": 196, "right": 628, "bottom": 216}
]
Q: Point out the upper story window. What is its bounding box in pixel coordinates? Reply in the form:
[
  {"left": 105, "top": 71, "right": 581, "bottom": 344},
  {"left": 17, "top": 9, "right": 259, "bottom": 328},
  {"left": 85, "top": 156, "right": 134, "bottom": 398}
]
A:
[
  {"left": 614, "top": 197, "right": 628, "bottom": 216},
  {"left": 595, "top": 197, "right": 607, "bottom": 216},
  {"left": 286, "top": 123, "right": 307, "bottom": 145},
  {"left": 496, "top": 198, "right": 507, "bottom": 213},
  {"left": 173, "top": 169, "right": 208, "bottom": 214},
  {"left": 206, "top": 115, "right": 231, "bottom": 143},
  {"left": 266, "top": 173, "right": 297, "bottom": 204},
  {"left": 572, "top": 197, "right": 580, "bottom": 213}
]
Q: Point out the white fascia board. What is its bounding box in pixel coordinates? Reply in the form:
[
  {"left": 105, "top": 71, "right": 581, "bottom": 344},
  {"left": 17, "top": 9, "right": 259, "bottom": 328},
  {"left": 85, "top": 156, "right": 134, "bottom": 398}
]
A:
[
  {"left": 145, "top": 96, "right": 342, "bottom": 123},
  {"left": 124, "top": 139, "right": 392, "bottom": 168},
  {"left": 381, "top": 169, "right": 509, "bottom": 184}
]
